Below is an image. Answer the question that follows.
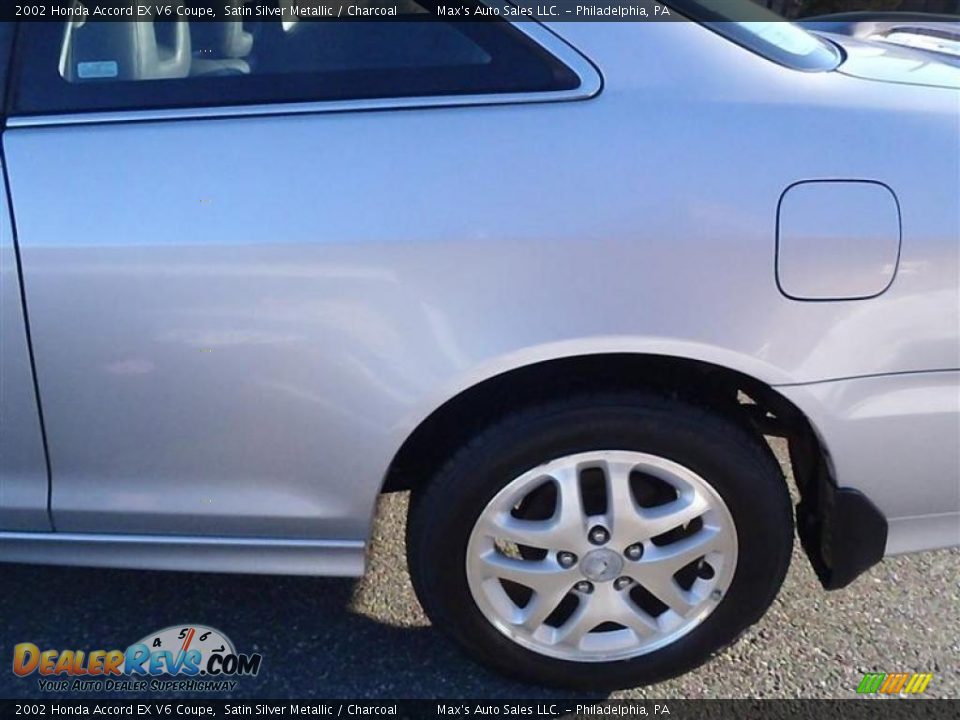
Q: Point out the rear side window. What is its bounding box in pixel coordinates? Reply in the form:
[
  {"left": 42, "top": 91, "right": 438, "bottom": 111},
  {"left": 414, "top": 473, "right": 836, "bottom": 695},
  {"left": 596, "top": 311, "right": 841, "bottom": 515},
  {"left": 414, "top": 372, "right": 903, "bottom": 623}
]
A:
[
  {"left": 0, "top": 22, "right": 13, "bottom": 108},
  {"left": 12, "top": 1, "right": 580, "bottom": 115}
]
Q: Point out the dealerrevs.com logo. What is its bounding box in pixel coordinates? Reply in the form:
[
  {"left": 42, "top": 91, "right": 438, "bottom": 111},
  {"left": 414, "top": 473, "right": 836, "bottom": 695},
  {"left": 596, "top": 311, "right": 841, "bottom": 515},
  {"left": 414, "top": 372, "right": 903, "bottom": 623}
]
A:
[{"left": 13, "top": 625, "right": 262, "bottom": 693}]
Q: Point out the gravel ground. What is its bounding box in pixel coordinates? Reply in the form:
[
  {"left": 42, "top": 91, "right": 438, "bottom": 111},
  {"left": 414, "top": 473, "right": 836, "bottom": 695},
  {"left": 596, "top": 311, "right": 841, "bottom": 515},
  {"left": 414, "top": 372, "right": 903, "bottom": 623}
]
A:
[{"left": 1, "top": 440, "right": 957, "bottom": 699}]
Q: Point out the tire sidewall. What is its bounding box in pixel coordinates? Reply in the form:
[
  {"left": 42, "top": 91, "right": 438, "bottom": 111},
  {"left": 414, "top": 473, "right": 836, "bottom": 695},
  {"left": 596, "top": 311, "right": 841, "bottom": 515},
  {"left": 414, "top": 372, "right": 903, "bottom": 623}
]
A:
[{"left": 410, "top": 396, "right": 793, "bottom": 690}]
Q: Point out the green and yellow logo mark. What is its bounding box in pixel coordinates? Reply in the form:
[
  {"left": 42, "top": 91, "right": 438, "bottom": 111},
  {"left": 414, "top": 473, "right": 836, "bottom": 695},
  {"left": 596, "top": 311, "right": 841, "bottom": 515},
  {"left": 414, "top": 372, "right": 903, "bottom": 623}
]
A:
[{"left": 857, "top": 672, "right": 933, "bottom": 695}]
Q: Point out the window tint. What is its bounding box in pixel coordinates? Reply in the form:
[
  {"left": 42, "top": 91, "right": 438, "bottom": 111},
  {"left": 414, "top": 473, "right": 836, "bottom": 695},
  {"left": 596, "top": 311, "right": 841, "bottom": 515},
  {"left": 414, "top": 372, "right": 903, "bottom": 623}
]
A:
[
  {"left": 12, "top": 1, "right": 580, "bottom": 115},
  {"left": 0, "top": 22, "right": 13, "bottom": 109}
]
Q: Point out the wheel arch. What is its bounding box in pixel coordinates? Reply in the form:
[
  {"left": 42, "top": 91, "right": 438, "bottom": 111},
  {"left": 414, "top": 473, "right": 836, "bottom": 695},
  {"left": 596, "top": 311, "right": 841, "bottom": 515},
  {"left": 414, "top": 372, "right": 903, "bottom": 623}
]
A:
[
  {"left": 380, "top": 349, "right": 887, "bottom": 589},
  {"left": 382, "top": 352, "right": 822, "bottom": 496}
]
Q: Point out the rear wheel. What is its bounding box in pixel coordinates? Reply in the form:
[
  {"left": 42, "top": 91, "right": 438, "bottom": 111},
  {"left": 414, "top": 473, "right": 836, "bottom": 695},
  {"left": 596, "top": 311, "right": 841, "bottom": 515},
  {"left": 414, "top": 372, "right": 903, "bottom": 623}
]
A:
[{"left": 406, "top": 392, "right": 793, "bottom": 690}]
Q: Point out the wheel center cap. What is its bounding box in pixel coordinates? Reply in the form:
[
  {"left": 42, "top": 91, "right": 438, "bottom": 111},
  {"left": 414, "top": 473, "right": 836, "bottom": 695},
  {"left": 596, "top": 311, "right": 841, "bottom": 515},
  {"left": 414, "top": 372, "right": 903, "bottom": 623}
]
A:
[{"left": 579, "top": 548, "right": 623, "bottom": 582}]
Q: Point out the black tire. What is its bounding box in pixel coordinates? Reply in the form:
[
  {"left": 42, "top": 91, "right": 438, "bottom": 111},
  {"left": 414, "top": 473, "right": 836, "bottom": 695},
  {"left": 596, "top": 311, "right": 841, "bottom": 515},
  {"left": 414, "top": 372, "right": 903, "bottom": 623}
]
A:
[{"left": 406, "top": 391, "right": 793, "bottom": 690}]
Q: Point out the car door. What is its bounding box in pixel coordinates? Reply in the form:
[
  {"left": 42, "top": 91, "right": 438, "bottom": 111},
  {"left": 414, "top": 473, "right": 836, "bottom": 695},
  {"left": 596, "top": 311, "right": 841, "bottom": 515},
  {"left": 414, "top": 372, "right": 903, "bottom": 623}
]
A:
[
  {"left": 2, "top": 4, "right": 596, "bottom": 539},
  {"left": 0, "top": 21, "right": 51, "bottom": 532}
]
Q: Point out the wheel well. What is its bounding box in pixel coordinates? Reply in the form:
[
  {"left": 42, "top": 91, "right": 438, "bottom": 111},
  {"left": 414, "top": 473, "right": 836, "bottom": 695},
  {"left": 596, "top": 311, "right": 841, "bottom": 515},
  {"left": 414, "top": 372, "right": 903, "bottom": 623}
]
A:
[{"left": 382, "top": 353, "right": 826, "bottom": 506}]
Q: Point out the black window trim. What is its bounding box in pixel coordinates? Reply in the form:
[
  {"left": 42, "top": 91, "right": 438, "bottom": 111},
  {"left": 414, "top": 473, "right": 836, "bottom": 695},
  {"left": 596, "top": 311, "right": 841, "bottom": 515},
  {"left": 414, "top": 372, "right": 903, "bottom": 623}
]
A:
[{"left": 6, "top": 2, "right": 601, "bottom": 128}]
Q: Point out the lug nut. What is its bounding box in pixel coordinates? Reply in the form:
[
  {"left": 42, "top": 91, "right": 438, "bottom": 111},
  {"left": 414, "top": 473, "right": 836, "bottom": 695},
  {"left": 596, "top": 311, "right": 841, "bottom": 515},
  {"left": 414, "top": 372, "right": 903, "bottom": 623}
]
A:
[
  {"left": 614, "top": 576, "right": 632, "bottom": 591},
  {"left": 588, "top": 526, "right": 610, "bottom": 546},
  {"left": 574, "top": 581, "right": 594, "bottom": 594},
  {"left": 557, "top": 551, "right": 578, "bottom": 568},
  {"left": 624, "top": 543, "right": 643, "bottom": 560}
]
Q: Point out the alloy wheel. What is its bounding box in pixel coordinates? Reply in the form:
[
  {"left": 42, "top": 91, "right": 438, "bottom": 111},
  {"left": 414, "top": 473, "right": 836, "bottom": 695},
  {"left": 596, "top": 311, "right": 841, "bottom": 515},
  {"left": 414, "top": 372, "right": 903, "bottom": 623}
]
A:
[{"left": 465, "top": 451, "right": 738, "bottom": 662}]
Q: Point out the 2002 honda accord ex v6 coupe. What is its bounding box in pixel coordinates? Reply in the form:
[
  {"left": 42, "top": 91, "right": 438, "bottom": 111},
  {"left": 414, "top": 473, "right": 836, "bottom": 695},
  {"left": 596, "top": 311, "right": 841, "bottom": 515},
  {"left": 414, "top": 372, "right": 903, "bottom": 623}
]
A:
[{"left": 1, "top": 0, "right": 958, "bottom": 690}]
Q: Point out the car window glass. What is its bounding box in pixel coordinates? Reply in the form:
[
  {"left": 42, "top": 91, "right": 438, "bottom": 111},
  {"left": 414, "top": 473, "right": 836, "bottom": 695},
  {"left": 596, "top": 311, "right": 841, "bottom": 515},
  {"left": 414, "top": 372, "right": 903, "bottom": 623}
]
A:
[
  {"left": 57, "top": 1, "right": 491, "bottom": 83},
  {"left": 669, "top": 0, "right": 842, "bottom": 70},
  {"left": 13, "top": 0, "right": 580, "bottom": 115},
  {"left": 0, "top": 22, "right": 13, "bottom": 107}
]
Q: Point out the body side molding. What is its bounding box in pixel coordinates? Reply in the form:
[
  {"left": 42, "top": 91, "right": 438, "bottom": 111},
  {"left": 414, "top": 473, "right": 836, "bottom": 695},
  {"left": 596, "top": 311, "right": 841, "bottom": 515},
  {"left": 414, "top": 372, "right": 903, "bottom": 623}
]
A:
[{"left": 0, "top": 532, "right": 365, "bottom": 577}]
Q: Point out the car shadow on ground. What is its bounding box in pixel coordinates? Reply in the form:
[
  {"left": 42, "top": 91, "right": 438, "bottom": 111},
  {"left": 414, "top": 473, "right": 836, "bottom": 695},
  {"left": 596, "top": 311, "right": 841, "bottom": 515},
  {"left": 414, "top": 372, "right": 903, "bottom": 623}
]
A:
[{"left": 0, "top": 563, "right": 604, "bottom": 700}]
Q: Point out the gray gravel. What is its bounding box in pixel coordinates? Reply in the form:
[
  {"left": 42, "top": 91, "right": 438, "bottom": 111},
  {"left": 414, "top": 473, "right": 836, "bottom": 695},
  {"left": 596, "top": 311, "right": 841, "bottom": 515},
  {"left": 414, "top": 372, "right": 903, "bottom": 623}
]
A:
[{"left": 1, "top": 439, "right": 957, "bottom": 699}]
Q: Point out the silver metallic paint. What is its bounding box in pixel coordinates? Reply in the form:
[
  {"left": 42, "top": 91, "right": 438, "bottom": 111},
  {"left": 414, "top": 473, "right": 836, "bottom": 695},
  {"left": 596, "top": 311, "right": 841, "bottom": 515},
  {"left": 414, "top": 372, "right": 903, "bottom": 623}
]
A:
[
  {"left": 776, "top": 180, "right": 902, "bottom": 300},
  {"left": 0, "top": 166, "right": 50, "bottom": 531},
  {"left": 828, "top": 31, "right": 960, "bottom": 88},
  {"left": 0, "top": 22, "right": 957, "bottom": 570},
  {"left": 779, "top": 370, "right": 960, "bottom": 554},
  {"left": 0, "top": 531, "right": 364, "bottom": 575}
]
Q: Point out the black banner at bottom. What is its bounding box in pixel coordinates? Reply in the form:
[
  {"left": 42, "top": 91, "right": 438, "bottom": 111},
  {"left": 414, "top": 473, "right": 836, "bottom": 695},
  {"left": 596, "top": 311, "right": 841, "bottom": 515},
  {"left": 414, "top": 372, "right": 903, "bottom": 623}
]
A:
[{"left": 0, "top": 700, "right": 958, "bottom": 720}]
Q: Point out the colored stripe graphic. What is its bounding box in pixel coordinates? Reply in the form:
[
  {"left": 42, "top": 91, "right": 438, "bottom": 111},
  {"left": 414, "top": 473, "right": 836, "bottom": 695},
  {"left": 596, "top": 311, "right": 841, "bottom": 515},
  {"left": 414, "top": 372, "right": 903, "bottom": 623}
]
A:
[
  {"left": 905, "top": 673, "right": 933, "bottom": 694},
  {"left": 880, "top": 673, "right": 908, "bottom": 694},
  {"left": 857, "top": 673, "right": 885, "bottom": 694},
  {"left": 857, "top": 672, "right": 933, "bottom": 694}
]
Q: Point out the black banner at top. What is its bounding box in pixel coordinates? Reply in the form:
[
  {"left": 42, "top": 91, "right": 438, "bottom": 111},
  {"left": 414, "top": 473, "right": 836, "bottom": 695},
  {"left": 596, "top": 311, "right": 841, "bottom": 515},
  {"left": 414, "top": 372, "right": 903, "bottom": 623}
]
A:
[
  {"left": 6, "top": 0, "right": 958, "bottom": 24},
  {"left": 1, "top": 699, "right": 960, "bottom": 719}
]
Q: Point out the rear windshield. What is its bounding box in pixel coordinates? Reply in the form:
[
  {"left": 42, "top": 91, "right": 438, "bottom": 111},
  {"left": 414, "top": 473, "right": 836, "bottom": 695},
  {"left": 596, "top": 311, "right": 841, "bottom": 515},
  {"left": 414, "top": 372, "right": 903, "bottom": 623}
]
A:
[{"left": 672, "top": 1, "right": 843, "bottom": 71}]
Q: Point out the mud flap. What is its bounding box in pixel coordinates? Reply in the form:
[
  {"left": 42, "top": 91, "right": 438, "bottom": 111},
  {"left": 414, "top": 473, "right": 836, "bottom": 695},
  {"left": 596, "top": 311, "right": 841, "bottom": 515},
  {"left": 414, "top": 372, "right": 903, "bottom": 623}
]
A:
[{"left": 797, "top": 484, "right": 888, "bottom": 590}]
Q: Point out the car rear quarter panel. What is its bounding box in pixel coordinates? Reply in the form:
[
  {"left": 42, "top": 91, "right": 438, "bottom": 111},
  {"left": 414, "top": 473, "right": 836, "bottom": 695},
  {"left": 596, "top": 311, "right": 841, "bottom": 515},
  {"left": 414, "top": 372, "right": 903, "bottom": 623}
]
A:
[
  {"left": 0, "top": 163, "right": 49, "bottom": 531},
  {"left": 3, "top": 22, "right": 958, "bottom": 544}
]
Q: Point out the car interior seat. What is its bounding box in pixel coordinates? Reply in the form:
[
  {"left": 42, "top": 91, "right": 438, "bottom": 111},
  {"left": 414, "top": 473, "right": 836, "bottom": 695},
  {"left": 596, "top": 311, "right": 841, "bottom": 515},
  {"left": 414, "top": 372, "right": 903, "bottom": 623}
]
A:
[
  {"left": 190, "top": 0, "right": 255, "bottom": 76},
  {"left": 62, "top": 2, "right": 191, "bottom": 82}
]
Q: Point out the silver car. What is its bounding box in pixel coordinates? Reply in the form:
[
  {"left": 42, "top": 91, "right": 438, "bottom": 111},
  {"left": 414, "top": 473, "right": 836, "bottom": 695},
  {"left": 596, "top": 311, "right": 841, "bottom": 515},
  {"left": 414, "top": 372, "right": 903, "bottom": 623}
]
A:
[{"left": 1, "top": 1, "right": 958, "bottom": 690}]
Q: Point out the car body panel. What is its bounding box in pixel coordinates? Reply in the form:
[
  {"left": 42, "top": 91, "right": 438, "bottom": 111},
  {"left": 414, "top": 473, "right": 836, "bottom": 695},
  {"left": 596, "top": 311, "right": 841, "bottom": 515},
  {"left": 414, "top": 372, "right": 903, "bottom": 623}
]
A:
[
  {"left": 0, "top": 162, "right": 50, "bottom": 531},
  {"left": 779, "top": 370, "right": 960, "bottom": 554},
  {"left": 775, "top": 179, "right": 902, "bottom": 300},
  {"left": 0, "top": 531, "right": 364, "bottom": 576},
  {"left": 832, "top": 34, "right": 960, "bottom": 88},
  {"left": 0, "top": 22, "right": 957, "bottom": 567},
  {"left": 801, "top": 16, "right": 960, "bottom": 71}
]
